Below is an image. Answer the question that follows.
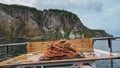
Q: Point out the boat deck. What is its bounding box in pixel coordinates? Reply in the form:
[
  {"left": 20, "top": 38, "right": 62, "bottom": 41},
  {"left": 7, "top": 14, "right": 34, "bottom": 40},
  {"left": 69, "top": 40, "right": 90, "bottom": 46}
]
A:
[
  {"left": 0, "top": 38, "right": 120, "bottom": 67},
  {"left": 0, "top": 49, "right": 120, "bottom": 66}
]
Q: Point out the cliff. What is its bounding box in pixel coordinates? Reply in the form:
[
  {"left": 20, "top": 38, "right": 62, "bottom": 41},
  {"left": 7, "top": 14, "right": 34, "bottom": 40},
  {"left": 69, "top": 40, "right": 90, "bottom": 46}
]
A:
[
  {"left": 93, "top": 30, "right": 113, "bottom": 37},
  {"left": 0, "top": 3, "right": 111, "bottom": 40}
]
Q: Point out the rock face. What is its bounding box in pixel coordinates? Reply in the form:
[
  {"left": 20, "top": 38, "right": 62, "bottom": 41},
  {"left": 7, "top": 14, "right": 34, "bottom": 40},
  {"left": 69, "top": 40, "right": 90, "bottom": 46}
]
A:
[
  {"left": 0, "top": 3, "right": 111, "bottom": 40},
  {"left": 0, "top": 4, "right": 44, "bottom": 40}
]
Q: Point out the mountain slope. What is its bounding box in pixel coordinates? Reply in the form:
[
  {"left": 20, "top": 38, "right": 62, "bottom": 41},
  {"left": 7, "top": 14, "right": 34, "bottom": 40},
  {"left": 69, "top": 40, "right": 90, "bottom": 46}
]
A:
[{"left": 0, "top": 3, "right": 111, "bottom": 40}]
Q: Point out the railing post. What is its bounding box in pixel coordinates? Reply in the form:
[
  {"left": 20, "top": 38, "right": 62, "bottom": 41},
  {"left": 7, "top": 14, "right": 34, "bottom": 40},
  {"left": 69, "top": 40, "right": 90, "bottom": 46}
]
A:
[
  {"left": 108, "top": 38, "right": 113, "bottom": 68},
  {"left": 5, "top": 44, "right": 9, "bottom": 59},
  {"left": 108, "top": 38, "right": 113, "bottom": 53}
]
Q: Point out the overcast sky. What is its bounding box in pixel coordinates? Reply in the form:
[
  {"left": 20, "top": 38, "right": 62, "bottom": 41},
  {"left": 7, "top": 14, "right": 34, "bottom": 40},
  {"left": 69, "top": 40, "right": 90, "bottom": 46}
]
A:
[{"left": 0, "top": 0, "right": 120, "bottom": 36}]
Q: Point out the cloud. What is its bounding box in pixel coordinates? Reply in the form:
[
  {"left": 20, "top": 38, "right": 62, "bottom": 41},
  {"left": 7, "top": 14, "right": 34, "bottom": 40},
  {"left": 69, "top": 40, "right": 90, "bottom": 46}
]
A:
[
  {"left": 33, "top": 0, "right": 103, "bottom": 13},
  {"left": 0, "top": 0, "right": 35, "bottom": 7},
  {"left": 0, "top": 0, "right": 103, "bottom": 13}
]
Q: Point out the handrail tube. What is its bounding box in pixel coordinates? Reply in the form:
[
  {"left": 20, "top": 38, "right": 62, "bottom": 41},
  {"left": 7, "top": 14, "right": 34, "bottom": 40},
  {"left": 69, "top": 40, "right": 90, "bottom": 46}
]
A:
[
  {"left": 0, "top": 37, "right": 120, "bottom": 47},
  {"left": 92, "top": 37, "right": 120, "bottom": 40},
  {"left": 0, "top": 42, "right": 28, "bottom": 47}
]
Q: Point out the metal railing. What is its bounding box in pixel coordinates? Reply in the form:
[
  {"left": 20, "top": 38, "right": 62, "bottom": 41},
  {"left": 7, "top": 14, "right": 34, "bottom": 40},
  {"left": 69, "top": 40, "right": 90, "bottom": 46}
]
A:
[
  {"left": 93, "top": 37, "right": 120, "bottom": 68},
  {"left": 0, "top": 37, "right": 120, "bottom": 68},
  {"left": 0, "top": 42, "right": 28, "bottom": 47},
  {"left": 0, "top": 42, "right": 28, "bottom": 61}
]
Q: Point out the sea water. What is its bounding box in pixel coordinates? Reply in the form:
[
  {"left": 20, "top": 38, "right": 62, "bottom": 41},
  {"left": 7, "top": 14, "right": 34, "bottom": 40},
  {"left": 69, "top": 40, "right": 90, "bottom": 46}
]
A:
[{"left": 94, "top": 40, "right": 120, "bottom": 68}]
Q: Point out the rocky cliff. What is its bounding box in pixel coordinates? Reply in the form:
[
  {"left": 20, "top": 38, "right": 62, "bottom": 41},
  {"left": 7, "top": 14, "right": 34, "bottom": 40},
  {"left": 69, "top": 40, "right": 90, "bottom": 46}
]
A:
[
  {"left": 0, "top": 3, "right": 111, "bottom": 40},
  {"left": 93, "top": 30, "right": 113, "bottom": 37}
]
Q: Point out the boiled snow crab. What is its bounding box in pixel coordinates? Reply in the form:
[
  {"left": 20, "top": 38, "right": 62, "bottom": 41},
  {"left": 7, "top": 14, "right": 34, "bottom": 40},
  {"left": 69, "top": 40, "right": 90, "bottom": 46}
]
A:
[{"left": 44, "top": 40, "right": 83, "bottom": 59}]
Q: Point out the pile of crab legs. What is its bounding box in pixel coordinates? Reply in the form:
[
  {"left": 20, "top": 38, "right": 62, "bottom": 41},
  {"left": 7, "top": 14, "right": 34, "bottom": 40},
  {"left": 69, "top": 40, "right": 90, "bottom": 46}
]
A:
[{"left": 44, "top": 40, "right": 81, "bottom": 59}]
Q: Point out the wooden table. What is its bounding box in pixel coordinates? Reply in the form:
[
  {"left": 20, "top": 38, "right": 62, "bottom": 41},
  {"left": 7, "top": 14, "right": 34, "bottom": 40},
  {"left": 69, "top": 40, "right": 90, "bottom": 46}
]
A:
[{"left": 0, "top": 49, "right": 120, "bottom": 67}]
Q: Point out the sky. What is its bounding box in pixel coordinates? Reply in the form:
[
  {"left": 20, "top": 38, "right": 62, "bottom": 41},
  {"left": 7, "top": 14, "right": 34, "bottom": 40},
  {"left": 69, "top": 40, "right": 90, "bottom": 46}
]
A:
[{"left": 0, "top": 0, "right": 120, "bottom": 36}]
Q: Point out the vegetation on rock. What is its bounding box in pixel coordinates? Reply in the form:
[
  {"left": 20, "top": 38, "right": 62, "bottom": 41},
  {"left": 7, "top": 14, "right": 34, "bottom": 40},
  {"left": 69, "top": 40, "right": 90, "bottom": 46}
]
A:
[{"left": 0, "top": 3, "right": 111, "bottom": 41}]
